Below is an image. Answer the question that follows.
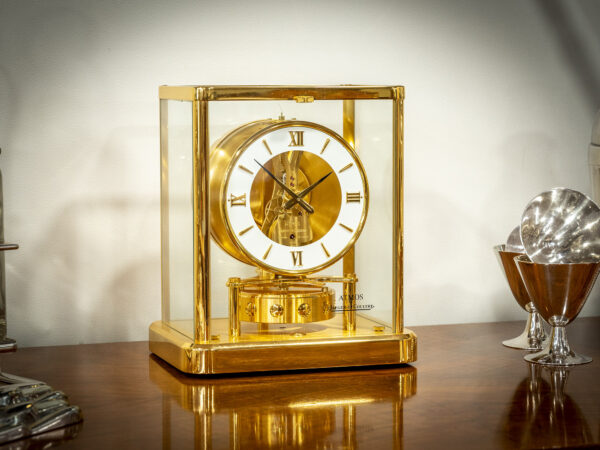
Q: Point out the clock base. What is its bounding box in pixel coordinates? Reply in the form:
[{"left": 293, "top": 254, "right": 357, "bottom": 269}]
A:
[{"left": 149, "top": 315, "right": 417, "bottom": 375}]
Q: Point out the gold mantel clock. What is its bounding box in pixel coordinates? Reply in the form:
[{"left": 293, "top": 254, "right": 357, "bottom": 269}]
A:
[{"left": 150, "top": 85, "right": 417, "bottom": 374}]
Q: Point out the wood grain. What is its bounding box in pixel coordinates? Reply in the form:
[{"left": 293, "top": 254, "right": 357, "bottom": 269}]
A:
[{"left": 1, "top": 317, "right": 598, "bottom": 449}]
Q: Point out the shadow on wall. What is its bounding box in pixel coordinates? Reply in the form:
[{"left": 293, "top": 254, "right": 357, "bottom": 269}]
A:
[
  {"left": 13, "top": 197, "right": 160, "bottom": 346},
  {"left": 404, "top": 127, "right": 585, "bottom": 326},
  {"left": 535, "top": 0, "right": 600, "bottom": 112},
  {"left": 405, "top": 186, "right": 504, "bottom": 325},
  {"left": 0, "top": 67, "right": 19, "bottom": 148}
]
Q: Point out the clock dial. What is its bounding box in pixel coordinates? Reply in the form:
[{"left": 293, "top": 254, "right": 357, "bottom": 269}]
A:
[{"left": 222, "top": 122, "right": 368, "bottom": 275}]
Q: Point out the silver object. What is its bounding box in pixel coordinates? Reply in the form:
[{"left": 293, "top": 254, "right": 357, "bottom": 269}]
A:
[
  {"left": 506, "top": 226, "right": 525, "bottom": 253},
  {"left": 494, "top": 245, "right": 547, "bottom": 350},
  {"left": 0, "top": 150, "right": 82, "bottom": 444},
  {"left": 589, "top": 110, "right": 600, "bottom": 203},
  {"left": 520, "top": 187, "right": 600, "bottom": 264},
  {"left": 0, "top": 156, "right": 18, "bottom": 352},
  {"left": 515, "top": 255, "right": 600, "bottom": 366},
  {"left": 0, "top": 374, "right": 82, "bottom": 444}
]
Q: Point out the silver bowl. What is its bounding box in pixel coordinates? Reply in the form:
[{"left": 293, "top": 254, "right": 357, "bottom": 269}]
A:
[
  {"left": 520, "top": 188, "right": 600, "bottom": 264},
  {"left": 506, "top": 226, "right": 525, "bottom": 253}
]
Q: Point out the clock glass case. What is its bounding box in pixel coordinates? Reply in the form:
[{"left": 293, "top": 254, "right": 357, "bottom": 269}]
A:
[{"left": 152, "top": 86, "right": 415, "bottom": 374}]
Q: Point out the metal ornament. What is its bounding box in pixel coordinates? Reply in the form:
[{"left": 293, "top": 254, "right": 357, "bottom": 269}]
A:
[
  {"left": 0, "top": 372, "right": 82, "bottom": 444},
  {"left": 0, "top": 159, "right": 18, "bottom": 352},
  {"left": 520, "top": 188, "right": 600, "bottom": 264},
  {"left": 506, "top": 226, "right": 525, "bottom": 253},
  {"left": 515, "top": 255, "right": 600, "bottom": 366},
  {"left": 493, "top": 245, "right": 547, "bottom": 350},
  {"left": 0, "top": 151, "right": 82, "bottom": 444},
  {"left": 589, "top": 109, "right": 600, "bottom": 203}
]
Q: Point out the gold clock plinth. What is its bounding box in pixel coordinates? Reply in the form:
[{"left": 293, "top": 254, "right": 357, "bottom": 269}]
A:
[{"left": 149, "top": 316, "right": 417, "bottom": 375}]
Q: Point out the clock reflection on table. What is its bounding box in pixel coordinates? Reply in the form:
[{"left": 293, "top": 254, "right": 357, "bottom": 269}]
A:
[{"left": 149, "top": 356, "right": 416, "bottom": 449}]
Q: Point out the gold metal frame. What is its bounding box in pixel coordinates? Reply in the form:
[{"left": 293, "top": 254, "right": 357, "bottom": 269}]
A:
[{"left": 151, "top": 85, "right": 415, "bottom": 374}]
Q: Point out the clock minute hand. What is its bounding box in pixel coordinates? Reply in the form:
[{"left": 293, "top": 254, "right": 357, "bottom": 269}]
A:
[
  {"left": 254, "top": 159, "right": 314, "bottom": 214},
  {"left": 283, "top": 171, "right": 333, "bottom": 210}
]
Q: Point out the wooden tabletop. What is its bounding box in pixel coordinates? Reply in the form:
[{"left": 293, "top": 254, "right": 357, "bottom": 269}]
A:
[{"left": 1, "top": 317, "right": 599, "bottom": 449}]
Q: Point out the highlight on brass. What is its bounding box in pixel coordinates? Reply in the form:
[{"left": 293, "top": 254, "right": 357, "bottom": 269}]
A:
[
  {"left": 250, "top": 151, "right": 341, "bottom": 246},
  {"left": 237, "top": 282, "right": 335, "bottom": 324}
]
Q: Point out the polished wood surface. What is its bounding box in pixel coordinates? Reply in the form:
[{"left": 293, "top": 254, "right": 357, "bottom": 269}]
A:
[{"left": 2, "top": 317, "right": 599, "bottom": 449}]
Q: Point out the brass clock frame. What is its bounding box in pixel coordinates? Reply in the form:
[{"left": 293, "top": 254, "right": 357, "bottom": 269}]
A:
[{"left": 150, "top": 85, "right": 416, "bottom": 374}]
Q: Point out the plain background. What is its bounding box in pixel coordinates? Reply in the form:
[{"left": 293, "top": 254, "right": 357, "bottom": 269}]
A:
[{"left": 1, "top": 0, "right": 599, "bottom": 347}]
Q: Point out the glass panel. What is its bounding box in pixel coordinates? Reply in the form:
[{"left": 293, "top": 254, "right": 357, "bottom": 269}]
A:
[
  {"left": 207, "top": 98, "right": 395, "bottom": 335},
  {"left": 163, "top": 99, "right": 193, "bottom": 338},
  {"left": 354, "top": 100, "right": 394, "bottom": 325}
]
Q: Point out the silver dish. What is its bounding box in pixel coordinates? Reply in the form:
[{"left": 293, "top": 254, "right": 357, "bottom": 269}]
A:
[
  {"left": 506, "top": 226, "right": 525, "bottom": 253},
  {"left": 520, "top": 188, "right": 600, "bottom": 263}
]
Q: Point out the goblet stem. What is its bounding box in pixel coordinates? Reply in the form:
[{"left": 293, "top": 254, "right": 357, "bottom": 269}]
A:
[
  {"left": 502, "top": 303, "right": 547, "bottom": 350},
  {"left": 549, "top": 326, "right": 570, "bottom": 358},
  {"left": 525, "top": 325, "right": 592, "bottom": 366},
  {"left": 529, "top": 307, "right": 547, "bottom": 344}
]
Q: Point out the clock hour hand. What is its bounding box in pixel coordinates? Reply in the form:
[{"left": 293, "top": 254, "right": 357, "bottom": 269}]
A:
[
  {"left": 254, "top": 159, "right": 314, "bottom": 214},
  {"left": 283, "top": 171, "right": 332, "bottom": 210}
]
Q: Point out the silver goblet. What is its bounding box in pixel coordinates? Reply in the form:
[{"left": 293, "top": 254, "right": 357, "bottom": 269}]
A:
[
  {"left": 494, "top": 245, "right": 547, "bottom": 350},
  {"left": 515, "top": 255, "right": 600, "bottom": 366}
]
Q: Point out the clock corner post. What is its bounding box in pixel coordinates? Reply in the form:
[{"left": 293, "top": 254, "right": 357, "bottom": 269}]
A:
[
  {"left": 193, "top": 88, "right": 211, "bottom": 344},
  {"left": 342, "top": 99, "right": 357, "bottom": 332},
  {"left": 392, "top": 87, "right": 405, "bottom": 335},
  {"left": 159, "top": 98, "right": 171, "bottom": 323},
  {"left": 227, "top": 277, "right": 241, "bottom": 338}
]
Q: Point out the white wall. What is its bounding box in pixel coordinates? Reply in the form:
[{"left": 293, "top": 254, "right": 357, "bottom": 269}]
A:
[{"left": 0, "top": 0, "right": 599, "bottom": 347}]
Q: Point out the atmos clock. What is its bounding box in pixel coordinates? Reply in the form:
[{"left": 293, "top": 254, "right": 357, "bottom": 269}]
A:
[{"left": 150, "top": 85, "right": 417, "bottom": 374}]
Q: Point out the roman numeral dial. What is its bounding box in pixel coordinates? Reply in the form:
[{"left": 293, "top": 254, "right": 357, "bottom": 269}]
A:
[
  {"left": 288, "top": 130, "right": 304, "bottom": 147},
  {"left": 346, "top": 192, "right": 362, "bottom": 203},
  {"left": 221, "top": 122, "right": 368, "bottom": 275},
  {"left": 229, "top": 193, "right": 247, "bottom": 207},
  {"left": 291, "top": 251, "right": 303, "bottom": 267}
]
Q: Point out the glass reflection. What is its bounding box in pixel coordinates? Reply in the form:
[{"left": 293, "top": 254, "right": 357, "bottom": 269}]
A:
[
  {"left": 502, "top": 363, "right": 593, "bottom": 448},
  {"left": 149, "top": 356, "right": 416, "bottom": 449}
]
